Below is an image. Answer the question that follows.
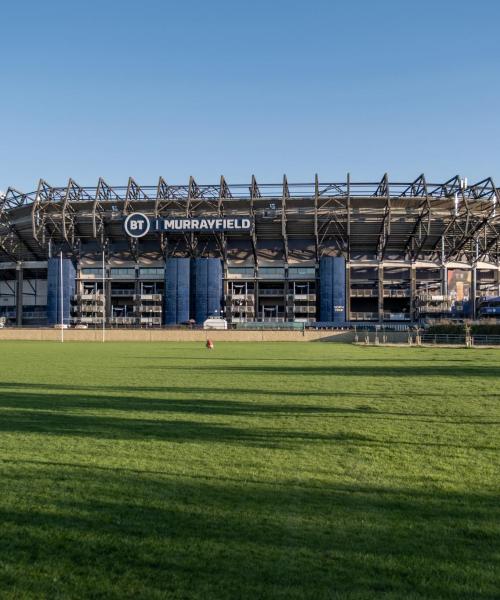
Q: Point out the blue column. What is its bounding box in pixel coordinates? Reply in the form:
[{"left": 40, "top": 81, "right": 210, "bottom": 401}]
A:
[
  {"left": 331, "top": 257, "right": 346, "bottom": 323},
  {"left": 164, "top": 258, "right": 190, "bottom": 325},
  {"left": 319, "top": 257, "right": 334, "bottom": 322},
  {"left": 192, "top": 258, "right": 223, "bottom": 324},
  {"left": 319, "top": 256, "right": 346, "bottom": 323},
  {"left": 207, "top": 258, "right": 223, "bottom": 320},
  {"left": 47, "top": 257, "right": 76, "bottom": 325}
]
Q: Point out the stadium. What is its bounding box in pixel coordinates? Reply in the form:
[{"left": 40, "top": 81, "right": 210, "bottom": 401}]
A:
[
  {"left": 2, "top": 174, "right": 499, "bottom": 600},
  {"left": 1, "top": 173, "right": 499, "bottom": 328}
]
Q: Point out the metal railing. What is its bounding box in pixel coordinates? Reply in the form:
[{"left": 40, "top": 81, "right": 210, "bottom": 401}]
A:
[
  {"left": 350, "top": 289, "right": 378, "bottom": 297},
  {"left": 138, "top": 305, "right": 162, "bottom": 313},
  {"left": 229, "top": 298, "right": 255, "bottom": 305},
  {"left": 108, "top": 317, "right": 137, "bottom": 325},
  {"left": 76, "top": 293, "right": 104, "bottom": 301},
  {"left": 228, "top": 293, "right": 254, "bottom": 298},
  {"left": 21, "top": 311, "right": 47, "bottom": 319},
  {"left": 288, "top": 305, "right": 316, "bottom": 313},
  {"left": 110, "top": 289, "right": 136, "bottom": 296},
  {"left": 258, "top": 289, "right": 285, "bottom": 296},
  {"left": 472, "top": 335, "right": 500, "bottom": 345},
  {"left": 257, "top": 316, "right": 286, "bottom": 322},
  {"left": 350, "top": 311, "right": 379, "bottom": 320},
  {"left": 235, "top": 321, "right": 305, "bottom": 331},
  {"left": 383, "top": 289, "right": 410, "bottom": 298},
  {"left": 288, "top": 293, "right": 316, "bottom": 301},
  {"left": 417, "top": 306, "right": 452, "bottom": 314},
  {"left": 416, "top": 294, "right": 447, "bottom": 302},
  {"left": 357, "top": 332, "right": 500, "bottom": 346},
  {"left": 78, "top": 305, "right": 105, "bottom": 312},
  {"left": 420, "top": 334, "right": 500, "bottom": 346},
  {"left": 419, "top": 334, "right": 466, "bottom": 344},
  {"left": 382, "top": 312, "right": 410, "bottom": 320},
  {"left": 78, "top": 317, "right": 105, "bottom": 324}
]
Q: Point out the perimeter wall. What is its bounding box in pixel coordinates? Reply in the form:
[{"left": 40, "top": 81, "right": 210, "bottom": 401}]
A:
[{"left": 0, "top": 328, "right": 360, "bottom": 342}]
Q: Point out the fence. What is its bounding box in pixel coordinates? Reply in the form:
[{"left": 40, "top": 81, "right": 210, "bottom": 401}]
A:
[
  {"left": 235, "top": 321, "right": 305, "bottom": 331},
  {"left": 356, "top": 332, "right": 500, "bottom": 346}
]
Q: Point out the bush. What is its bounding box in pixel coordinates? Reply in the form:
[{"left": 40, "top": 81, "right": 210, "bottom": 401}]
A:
[
  {"left": 470, "top": 323, "right": 500, "bottom": 335},
  {"left": 425, "top": 323, "right": 500, "bottom": 335},
  {"left": 426, "top": 324, "right": 465, "bottom": 335}
]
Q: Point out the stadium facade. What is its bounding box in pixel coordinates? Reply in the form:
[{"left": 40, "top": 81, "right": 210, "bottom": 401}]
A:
[{"left": 0, "top": 174, "right": 499, "bottom": 328}]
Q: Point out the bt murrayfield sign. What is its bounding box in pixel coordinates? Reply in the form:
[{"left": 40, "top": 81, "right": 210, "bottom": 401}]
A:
[{"left": 124, "top": 213, "right": 252, "bottom": 238}]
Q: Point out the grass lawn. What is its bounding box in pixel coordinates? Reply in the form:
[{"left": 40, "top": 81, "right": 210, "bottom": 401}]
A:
[{"left": 0, "top": 341, "right": 498, "bottom": 599}]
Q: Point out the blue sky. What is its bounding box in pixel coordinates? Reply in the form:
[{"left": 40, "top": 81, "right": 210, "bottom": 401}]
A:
[{"left": 1, "top": 0, "right": 499, "bottom": 192}]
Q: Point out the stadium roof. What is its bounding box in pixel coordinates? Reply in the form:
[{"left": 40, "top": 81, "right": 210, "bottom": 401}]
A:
[{"left": 0, "top": 174, "right": 499, "bottom": 264}]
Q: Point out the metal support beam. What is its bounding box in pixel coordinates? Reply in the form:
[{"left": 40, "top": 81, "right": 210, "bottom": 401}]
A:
[
  {"left": 282, "top": 175, "right": 289, "bottom": 262},
  {"left": 403, "top": 175, "right": 431, "bottom": 260},
  {"left": 0, "top": 189, "right": 37, "bottom": 260},
  {"left": 448, "top": 208, "right": 495, "bottom": 261},
  {"left": 314, "top": 174, "right": 319, "bottom": 261},
  {"left": 215, "top": 175, "right": 230, "bottom": 261},
  {"left": 0, "top": 174, "right": 499, "bottom": 277},
  {"left": 376, "top": 174, "right": 391, "bottom": 259},
  {"left": 401, "top": 174, "right": 428, "bottom": 198},
  {"left": 185, "top": 177, "right": 198, "bottom": 255},
  {"left": 92, "top": 178, "right": 119, "bottom": 241},
  {"left": 346, "top": 173, "right": 351, "bottom": 260},
  {"left": 61, "top": 179, "right": 89, "bottom": 245},
  {"left": 250, "top": 175, "right": 259, "bottom": 266},
  {"left": 124, "top": 177, "right": 149, "bottom": 215}
]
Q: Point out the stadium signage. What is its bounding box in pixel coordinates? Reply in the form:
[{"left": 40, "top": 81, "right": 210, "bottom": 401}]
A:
[
  {"left": 124, "top": 212, "right": 252, "bottom": 238},
  {"left": 123, "top": 213, "right": 150, "bottom": 238},
  {"left": 155, "top": 217, "right": 252, "bottom": 233}
]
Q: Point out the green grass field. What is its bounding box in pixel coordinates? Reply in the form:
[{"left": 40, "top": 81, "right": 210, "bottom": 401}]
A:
[{"left": 0, "top": 341, "right": 498, "bottom": 599}]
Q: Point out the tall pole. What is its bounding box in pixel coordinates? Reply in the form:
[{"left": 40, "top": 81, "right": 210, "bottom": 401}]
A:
[
  {"left": 60, "top": 250, "right": 64, "bottom": 343},
  {"left": 102, "top": 249, "right": 106, "bottom": 343}
]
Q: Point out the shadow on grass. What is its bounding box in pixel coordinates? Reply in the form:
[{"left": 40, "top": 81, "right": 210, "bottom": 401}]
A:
[
  {"left": 142, "top": 363, "right": 500, "bottom": 379},
  {"left": 0, "top": 383, "right": 395, "bottom": 419},
  {"left": 0, "top": 390, "right": 497, "bottom": 450},
  {"left": 0, "top": 462, "right": 498, "bottom": 599},
  {"left": 0, "top": 405, "right": 375, "bottom": 447},
  {"left": 132, "top": 353, "right": 495, "bottom": 364},
  {"left": 1, "top": 381, "right": 499, "bottom": 404}
]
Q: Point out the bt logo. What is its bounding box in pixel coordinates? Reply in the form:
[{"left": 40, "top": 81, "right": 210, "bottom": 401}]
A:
[{"left": 123, "top": 213, "right": 150, "bottom": 238}]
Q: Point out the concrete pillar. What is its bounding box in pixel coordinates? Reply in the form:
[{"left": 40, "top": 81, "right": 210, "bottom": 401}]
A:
[
  {"left": 378, "top": 263, "right": 384, "bottom": 323},
  {"left": 410, "top": 264, "right": 416, "bottom": 322},
  {"left": 255, "top": 277, "right": 260, "bottom": 321},
  {"left": 442, "top": 265, "right": 448, "bottom": 296},
  {"left": 471, "top": 266, "right": 477, "bottom": 319},
  {"left": 104, "top": 264, "right": 111, "bottom": 323},
  {"left": 284, "top": 267, "right": 292, "bottom": 322},
  {"left": 15, "top": 262, "right": 23, "bottom": 327},
  {"left": 345, "top": 262, "right": 351, "bottom": 322},
  {"left": 223, "top": 260, "right": 229, "bottom": 321},
  {"left": 134, "top": 265, "right": 140, "bottom": 326}
]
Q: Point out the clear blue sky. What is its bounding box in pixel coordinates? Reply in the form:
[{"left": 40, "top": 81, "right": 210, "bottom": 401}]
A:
[{"left": 1, "top": 0, "right": 499, "bottom": 192}]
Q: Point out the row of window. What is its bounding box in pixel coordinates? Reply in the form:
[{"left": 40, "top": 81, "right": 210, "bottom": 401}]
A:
[
  {"left": 228, "top": 267, "right": 316, "bottom": 276},
  {"left": 81, "top": 266, "right": 316, "bottom": 277},
  {"left": 81, "top": 268, "right": 165, "bottom": 276}
]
